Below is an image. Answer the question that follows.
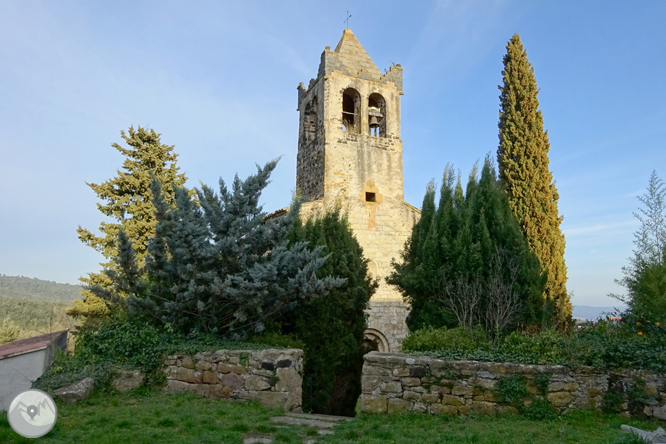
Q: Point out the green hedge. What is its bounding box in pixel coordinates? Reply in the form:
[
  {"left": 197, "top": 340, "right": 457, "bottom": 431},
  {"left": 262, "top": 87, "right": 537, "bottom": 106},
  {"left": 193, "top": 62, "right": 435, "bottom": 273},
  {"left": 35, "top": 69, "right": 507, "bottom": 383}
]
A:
[{"left": 401, "top": 319, "right": 666, "bottom": 373}]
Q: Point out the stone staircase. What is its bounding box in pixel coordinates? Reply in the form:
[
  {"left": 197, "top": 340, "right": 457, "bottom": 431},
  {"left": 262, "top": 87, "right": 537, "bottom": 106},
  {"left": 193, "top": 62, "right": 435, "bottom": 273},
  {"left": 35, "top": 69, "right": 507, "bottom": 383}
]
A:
[{"left": 243, "top": 412, "right": 353, "bottom": 444}]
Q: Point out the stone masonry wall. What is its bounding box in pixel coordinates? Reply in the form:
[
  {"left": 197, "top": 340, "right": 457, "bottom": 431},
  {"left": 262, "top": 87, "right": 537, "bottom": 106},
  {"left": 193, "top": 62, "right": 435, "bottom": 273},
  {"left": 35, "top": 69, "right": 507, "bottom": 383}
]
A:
[
  {"left": 165, "top": 349, "right": 303, "bottom": 412},
  {"left": 361, "top": 352, "right": 666, "bottom": 420}
]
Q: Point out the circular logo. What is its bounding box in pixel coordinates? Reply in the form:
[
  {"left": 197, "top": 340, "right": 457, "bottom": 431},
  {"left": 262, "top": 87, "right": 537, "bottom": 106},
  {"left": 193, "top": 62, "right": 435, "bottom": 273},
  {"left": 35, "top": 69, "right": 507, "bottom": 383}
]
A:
[{"left": 7, "top": 389, "right": 57, "bottom": 438}]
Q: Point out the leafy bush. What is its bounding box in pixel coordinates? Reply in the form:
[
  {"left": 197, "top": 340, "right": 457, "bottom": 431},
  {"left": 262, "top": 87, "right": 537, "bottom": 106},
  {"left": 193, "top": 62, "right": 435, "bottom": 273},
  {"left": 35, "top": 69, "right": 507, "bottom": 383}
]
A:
[
  {"left": 403, "top": 319, "right": 666, "bottom": 373},
  {"left": 401, "top": 326, "right": 490, "bottom": 353},
  {"left": 495, "top": 374, "right": 529, "bottom": 407},
  {"left": 521, "top": 399, "right": 557, "bottom": 420}
]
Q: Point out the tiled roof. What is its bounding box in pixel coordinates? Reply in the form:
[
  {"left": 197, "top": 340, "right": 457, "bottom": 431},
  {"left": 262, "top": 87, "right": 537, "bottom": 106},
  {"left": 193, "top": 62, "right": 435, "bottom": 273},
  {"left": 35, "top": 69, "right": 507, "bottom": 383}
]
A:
[{"left": 0, "top": 330, "right": 68, "bottom": 359}]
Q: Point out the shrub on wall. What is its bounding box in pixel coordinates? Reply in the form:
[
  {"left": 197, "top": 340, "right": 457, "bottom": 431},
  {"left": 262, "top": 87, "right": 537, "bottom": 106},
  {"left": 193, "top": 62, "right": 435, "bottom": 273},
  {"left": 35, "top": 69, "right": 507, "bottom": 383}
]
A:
[
  {"left": 34, "top": 318, "right": 276, "bottom": 393},
  {"left": 401, "top": 320, "right": 666, "bottom": 373},
  {"left": 401, "top": 326, "right": 489, "bottom": 352}
]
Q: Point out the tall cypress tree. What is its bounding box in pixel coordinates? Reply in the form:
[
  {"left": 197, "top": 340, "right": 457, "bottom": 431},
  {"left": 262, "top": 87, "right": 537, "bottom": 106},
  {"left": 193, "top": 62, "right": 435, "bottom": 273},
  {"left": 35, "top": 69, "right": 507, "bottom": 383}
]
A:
[
  {"left": 69, "top": 127, "right": 188, "bottom": 324},
  {"left": 497, "top": 34, "right": 571, "bottom": 330}
]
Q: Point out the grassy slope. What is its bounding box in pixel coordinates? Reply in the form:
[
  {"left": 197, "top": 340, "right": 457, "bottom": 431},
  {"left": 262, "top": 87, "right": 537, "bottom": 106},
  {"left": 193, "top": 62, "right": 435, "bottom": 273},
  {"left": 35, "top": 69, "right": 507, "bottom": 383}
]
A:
[
  {"left": 0, "top": 275, "right": 80, "bottom": 344},
  {"left": 0, "top": 275, "right": 82, "bottom": 303},
  {"left": 0, "top": 389, "right": 660, "bottom": 444}
]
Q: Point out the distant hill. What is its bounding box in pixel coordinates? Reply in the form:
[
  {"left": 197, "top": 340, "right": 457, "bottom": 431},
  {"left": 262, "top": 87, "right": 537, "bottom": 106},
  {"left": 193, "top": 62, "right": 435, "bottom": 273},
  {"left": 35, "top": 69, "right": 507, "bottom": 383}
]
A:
[
  {"left": 572, "top": 305, "right": 626, "bottom": 321},
  {"left": 0, "top": 275, "right": 82, "bottom": 303}
]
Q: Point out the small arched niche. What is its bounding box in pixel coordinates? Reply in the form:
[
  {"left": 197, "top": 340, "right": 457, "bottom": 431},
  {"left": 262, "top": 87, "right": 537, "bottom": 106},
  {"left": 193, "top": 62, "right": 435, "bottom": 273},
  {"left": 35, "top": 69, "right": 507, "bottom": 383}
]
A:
[
  {"left": 342, "top": 88, "right": 360, "bottom": 134},
  {"left": 368, "top": 93, "right": 386, "bottom": 137},
  {"left": 303, "top": 97, "right": 318, "bottom": 144},
  {"left": 364, "top": 328, "right": 390, "bottom": 353}
]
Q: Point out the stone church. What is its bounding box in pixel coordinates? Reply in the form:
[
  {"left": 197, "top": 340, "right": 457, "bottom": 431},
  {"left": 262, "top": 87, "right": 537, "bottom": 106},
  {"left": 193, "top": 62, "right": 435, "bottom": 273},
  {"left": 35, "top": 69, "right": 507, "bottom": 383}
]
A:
[{"left": 293, "top": 29, "right": 420, "bottom": 351}]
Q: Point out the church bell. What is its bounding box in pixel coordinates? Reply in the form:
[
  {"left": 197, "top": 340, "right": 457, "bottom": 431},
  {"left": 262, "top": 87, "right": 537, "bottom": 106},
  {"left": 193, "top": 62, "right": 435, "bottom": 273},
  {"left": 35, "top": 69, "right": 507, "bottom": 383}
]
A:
[{"left": 369, "top": 115, "right": 380, "bottom": 129}]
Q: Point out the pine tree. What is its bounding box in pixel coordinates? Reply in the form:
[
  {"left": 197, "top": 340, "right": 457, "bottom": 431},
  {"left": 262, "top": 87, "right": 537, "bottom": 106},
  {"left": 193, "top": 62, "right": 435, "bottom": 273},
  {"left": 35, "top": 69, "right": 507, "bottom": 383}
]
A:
[
  {"left": 68, "top": 127, "right": 188, "bottom": 324},
  {"left": 92, "top": 159, "right": 345, "bottom": 339},
  {"left": 283, "top": 208, "right": 376, "bottom": 416},
  {"left": 613, "top": 172, "right": 666, "bottom": 323},
  {"left": 497, "top": 34, "right": 571, "bottom": 330}
]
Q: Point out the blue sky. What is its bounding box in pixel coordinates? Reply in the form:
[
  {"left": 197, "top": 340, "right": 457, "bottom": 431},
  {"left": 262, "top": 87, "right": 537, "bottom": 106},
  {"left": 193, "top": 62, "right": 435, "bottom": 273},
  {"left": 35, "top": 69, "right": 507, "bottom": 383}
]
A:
[{"left": 1, "top": 1, "right": 664, "bottom": 307}]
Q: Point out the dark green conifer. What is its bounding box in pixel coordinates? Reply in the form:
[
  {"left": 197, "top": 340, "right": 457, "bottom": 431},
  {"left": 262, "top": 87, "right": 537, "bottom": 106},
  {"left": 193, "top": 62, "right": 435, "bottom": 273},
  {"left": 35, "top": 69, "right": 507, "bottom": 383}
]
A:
[
  {"left": 390, "top": 158, "right": 546, "bottom": 337},
  {"left": 283, "top": 208, "right": 376, "bottom": 416}
]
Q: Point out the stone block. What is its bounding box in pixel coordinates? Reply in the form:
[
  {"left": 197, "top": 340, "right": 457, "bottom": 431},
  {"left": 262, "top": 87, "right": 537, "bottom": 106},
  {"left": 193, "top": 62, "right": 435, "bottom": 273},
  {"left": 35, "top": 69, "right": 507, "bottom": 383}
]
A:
[
  {"left": 275, "top": 368, "right": 301, "bottom": 392},
  {"left": 653, "top": 406, "right": 666, "bottom": 420},
  {"left": 472, "top": 401, "right": 495, "bottom": 415},
  {"left": 382, "top": 381, "right": 403, "bottom": 392},
  {"left": 393, "top": 367, "right": 410, "bottom": 377},
  {"left": 401, "top": 377, "right": 420, "bottom": 387},
  {"left": 422, "top": 393, "right": 440, "bottom": 403},
  {"left": 202, "top": 371, "right": 218, "bottom": 385},
  {"left": 181, "top": 356, "right": 195, "bottom": 369},
  {"left": 54, "top": 378, "right": 95, "bottom": 402},
  {"left": 176, "top": 368, "right": 202, "bottom": 384},
  {"left": 365, "top": 366, "right": 391, "bottom": 376},
  {"left": 476, "top": 379, "right": 496, "bottom": 390},
  {"left": 410, "top": 367, "right": 427, "bottom": 378},
  {"left": 208, "top": 385, "right": 233, "bottom": 399},
  {"left": 245, "top": 375, "right": 271, "bottom": 391},
  {"left": 429, "top": 403, "right": 458, "bottom": 414},
  {"left": 196, "top": 360, "right": 213, "bottom": 371},
  {"left": 452, "top": 385, "right": 474, "bottom": 396},
  {"left": 362, "top": 395, "right": 388, "bottom": 413},
  {"left": 457, "top": 405, "right": 472, "bottom": 415},
  {"left": 440, "top": 394, "right": 463, "bottom": 406},
  {"left": 220, "top": 373, "right": 244, "bottom": 390},
  {"left": 547, "top": 391, "right": 572, "bottom": 407},
  {"left": 285, "top": 387, "right": 302, "bottom": 412},
  {"left": 257, "top": 391, "right": 288, "bottom": 409},
  {"left": 217, "top": 363, "right": 233, "bottom": 374},
  {"left": 165, "top": 380, "right": 191, "bottom": 393},
  {"left": 404, "top": 390, "right": 421, "bottom": 401},
  {"left": 564, "top": 382, "right": 579, "bottom": 392},
  {"left": 362, "top": 376, "right": 381, "bottom": 392},
  {"left": 388, "top": 398, "right": 411, "bottom": 414},
  {"left": 111, "top": 370, "right": 144, "bottom": 393}
]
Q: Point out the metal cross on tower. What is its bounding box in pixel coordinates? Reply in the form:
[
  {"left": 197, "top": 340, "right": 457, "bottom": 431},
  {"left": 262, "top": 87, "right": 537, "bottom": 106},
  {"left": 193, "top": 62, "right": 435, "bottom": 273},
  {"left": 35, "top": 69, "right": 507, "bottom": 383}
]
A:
[{"left": 344, "top": 10, "right": 352, "bottom": 28}]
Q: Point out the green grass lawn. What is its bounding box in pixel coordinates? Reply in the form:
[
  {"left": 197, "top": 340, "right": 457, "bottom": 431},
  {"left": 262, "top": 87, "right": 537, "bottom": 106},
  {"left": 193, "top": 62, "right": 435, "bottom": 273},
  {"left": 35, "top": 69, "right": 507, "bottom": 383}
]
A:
[{"left": 0, "top": 389, "right": 661, "bottom": 444}]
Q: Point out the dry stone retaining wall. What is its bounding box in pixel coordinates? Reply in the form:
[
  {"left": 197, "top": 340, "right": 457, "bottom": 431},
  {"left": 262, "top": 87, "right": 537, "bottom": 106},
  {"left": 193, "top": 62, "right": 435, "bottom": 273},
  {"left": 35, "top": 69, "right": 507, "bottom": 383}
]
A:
[
  {"left": 361, "top": 352, "right": 666, "bottom": 419},
  {"left": 165, "top": 348, "right": 303, "bottom": 411}
]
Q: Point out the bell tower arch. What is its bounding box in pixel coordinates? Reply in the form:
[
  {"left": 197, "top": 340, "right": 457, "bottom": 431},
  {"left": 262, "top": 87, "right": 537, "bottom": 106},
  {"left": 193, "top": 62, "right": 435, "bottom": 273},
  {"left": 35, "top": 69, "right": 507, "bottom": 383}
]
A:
[{"left": 296, "top": 29, "right": 420, "bottom": 351}]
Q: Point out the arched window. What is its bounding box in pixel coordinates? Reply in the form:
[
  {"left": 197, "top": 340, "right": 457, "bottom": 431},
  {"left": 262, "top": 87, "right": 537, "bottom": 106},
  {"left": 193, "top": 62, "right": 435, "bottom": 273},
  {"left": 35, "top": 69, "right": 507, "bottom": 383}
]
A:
[
  {"left": 368, "top": 93, "right": 386, "bottom": 137},
  {"left": 342, "top": 88, "right": 360, "bottom": 134},
  {"left": 364, "top": 328, "right": 390, "bottom": 353},
  {"left": 303, "top": 97, "right": 318, "bottom": 143}
]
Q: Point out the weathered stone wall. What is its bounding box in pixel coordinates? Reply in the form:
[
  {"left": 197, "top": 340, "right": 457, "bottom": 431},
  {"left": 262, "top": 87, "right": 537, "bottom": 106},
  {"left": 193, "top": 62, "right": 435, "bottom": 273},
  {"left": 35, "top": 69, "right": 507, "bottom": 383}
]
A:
[
  {"left": 165, "top": 349, "right": 303, "bottom": 411},
  {"left": 361, "top": 352, "right": 666, "bottom": 420}
]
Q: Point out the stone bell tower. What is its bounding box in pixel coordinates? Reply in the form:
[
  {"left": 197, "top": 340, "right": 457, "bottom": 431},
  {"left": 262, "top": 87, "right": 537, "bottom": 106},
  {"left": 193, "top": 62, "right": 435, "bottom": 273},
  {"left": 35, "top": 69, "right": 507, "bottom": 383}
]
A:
[{"left": 296, "top": 29, "right": 420, "bottom": 351}]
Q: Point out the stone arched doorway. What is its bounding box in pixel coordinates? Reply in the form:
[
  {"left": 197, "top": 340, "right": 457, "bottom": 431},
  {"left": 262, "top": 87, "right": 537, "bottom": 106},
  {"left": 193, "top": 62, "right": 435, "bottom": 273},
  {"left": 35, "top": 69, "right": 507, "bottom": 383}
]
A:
[{"left": 363, "top": 328, "right": 390, "bottom": 353}]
